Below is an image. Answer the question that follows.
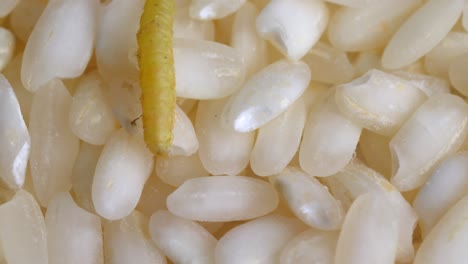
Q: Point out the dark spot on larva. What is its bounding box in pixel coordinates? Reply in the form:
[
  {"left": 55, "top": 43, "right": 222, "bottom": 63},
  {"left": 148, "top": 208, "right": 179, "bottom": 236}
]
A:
[{"left": 131, "top": 115, "right": 142, "bottom": 127}]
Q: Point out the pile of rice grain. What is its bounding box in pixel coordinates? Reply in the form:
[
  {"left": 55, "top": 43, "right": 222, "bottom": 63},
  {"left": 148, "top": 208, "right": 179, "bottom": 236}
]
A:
[{"left": 1, "top": 0, "right": 468, "bottom": 263}]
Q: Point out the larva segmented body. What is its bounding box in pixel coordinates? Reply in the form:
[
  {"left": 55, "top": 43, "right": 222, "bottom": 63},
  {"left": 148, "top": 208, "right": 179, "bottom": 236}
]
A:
[{"left": 137, "top": 0, "right": 176, "bottom": 156}]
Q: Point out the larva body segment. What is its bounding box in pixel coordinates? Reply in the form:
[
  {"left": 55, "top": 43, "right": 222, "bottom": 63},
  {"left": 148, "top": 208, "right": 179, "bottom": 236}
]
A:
[{"left": 137, "top": 0, "right": 176, "bottom": 156}]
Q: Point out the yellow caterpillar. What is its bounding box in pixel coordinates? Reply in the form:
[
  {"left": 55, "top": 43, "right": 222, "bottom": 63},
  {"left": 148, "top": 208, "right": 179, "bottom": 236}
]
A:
[{"left": 137, "top": 0, "right": 176, "bottom": 156}]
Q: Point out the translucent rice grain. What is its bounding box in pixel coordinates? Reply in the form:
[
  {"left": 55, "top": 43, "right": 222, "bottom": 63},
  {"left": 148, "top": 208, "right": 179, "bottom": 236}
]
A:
[
  {"left": 92, "top": 128, "right": 153, "bottom": 220},
  {"left": 279, "top": 229, "right": 338, "bottom": 264},
  {"left": 331, "top": 160, "right": 418, "bottom": 262},
  {"left": 0, "top": 74, "right": 30, "bottom": 189},
  {"left": 71, "top": 142, "right": 102, "bottom": 213},
  {"left": 189, "top": 0, "right": 246, "bottom": 20},
  {"left": 0, "top": 0, "right": 20, "bottom": 17},
  {"left": 0, "top": 27, "right": 15, "bottom": 72},
  {"left": 424, "top": 32, "right": 468, "bottom": 78},
  {"left": 104, "top": 211, "right": 167, "bottom": 264},
  {"left": 328, "top": 0, "right": 421, "bottom": 51},
  {"left": 195, "top": 98, "right": 254, "bottom": 175},
  {"left": 168, "top": 105, "right": 199, "bottom": 156},
  {"left": 21, "top": 0, "right": 98, "bottom": 92},
  {"left": 136, "top": 175, "right": 175, "bottom": 217},
  {"left": 215, "top": 214, "right": 306, "bottom": 264},
  {"left": 9, "top": 0, "right": 46, "bottom": 43},
  {"left": 299, "top": 95, "right": 362, "bottom": 177},
  {"left": 149, "top": 210, "right": 217, "bottom": 264},
  {"left": 353, "top": 50, "right": 382, "bottom": 76},
  {"left": 414, "top": 194, "right": 468, "bottom": 264},
  {"left": 449, "top": 52, "right": 468, "bottom": 97},
  {"left": 174, "top": 6, "right": 215, "bottom": 41},
  {"left": 96, "top": 0, "right": 144, "bottom": 82},
  {"left": 173, "top": 38, "right": 245, "bottom": 99},
  {"left": 390, "top": 94, "right": 468, "bottom": 191},
  {"left": 155, "top": 153, "right": 208, "bottom": 187},
  {"left": 393, "top": 71, "right": 450, "bottom": 97},
  {"left": 29, "top": 79, "right": 79, "bottom": 206},
  {"left": 0, "top": 190, "right": 48, "bottom": 264},
  {"left": 222, "top": 59, "right": 310, "bottom": 132},
  {"left": 274, "top": 167, "right": 344, "bottom": 230},
  {"left": 167, "top": 176, "right": 279, "bottom": 221},
  {"left": 231, "top": 2, "right": 268, "bottom": 77},
  {"left": 256, "top": 0, "right": 328, "bottom": 61},
  {"left": 382, "top": 0, "right": 464, "bottom": 69},
  {"left": 250, "top": 99, "right": 306, "bottom": 176},
  {"left": 46, "top": 192, "right": 103, "bottom": 264},
  {"left": 302, "top": 42, "right": 355, "bottom": 84},
  {"left": 359, "top": 130, "right": 392, "bottom": 178},
  {"left": 2, "top": 54, "right": 33, "bottom": 124},
  {"left": 335, "top": 70, "right": 427, "bottom": 136},
  {"left": 413, "top": 152, "right": 468, "bottom": 236},
  {"left": 69, "top": 72, "right": 118, "bottom": 146},
  {"left": 335, "top": 194, "right": 399, "bottom": 264}
]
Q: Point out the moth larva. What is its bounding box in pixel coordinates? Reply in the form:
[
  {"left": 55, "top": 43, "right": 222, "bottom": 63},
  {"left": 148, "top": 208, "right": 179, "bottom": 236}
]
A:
[{"left": 137, "top": 0, "right": 176, "bottom": 156}]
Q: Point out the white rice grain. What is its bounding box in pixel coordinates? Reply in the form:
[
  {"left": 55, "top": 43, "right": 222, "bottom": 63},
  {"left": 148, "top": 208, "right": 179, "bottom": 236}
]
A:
[
  {"left": 390, "top": 94, "right": 468, "bottom": 191},
  {"left": 173, "top": 38, "right": 246, "bottom": 99},
  {"left": 424, "top": 31, "right": 468, "bottom": 78},
  {"left": 250, "top": 99, "right": 306, "bottom": 176},
  {"left": 230, "top": 2, "right": 268, "bottom": 77},
  {"left": 46, "top": 192, "right": 103, "bottom": 264},
  {"left": 104, "top": 211, "right": 167, "bottom": 264},
  {"left": 69, "top": 71, "right": 118, "bottom": 146},
  {"left": 189, "top": 0, "right": 246, "bottom": 20},
  {"left": 335, "top": 69, "right": 427, "bottom": 136},
  {"left": 274, "top": 167, "right": 344, "bottom": 230},
  {"left": 256, "top": 0, "right": 328, "bottom": 61},
  {"left": 215, "top": 214, "right": 306, "bottom": 264},
  {"left": 195, "top": 98, "right": 254, "bottom": 175},
  {"left": 149, "top": 210, "right": 216, "bottom": 264},
  {"left": 29, "top": 79, "right": 79, "bottom": 206},
  {"left": 174, "top": 6, "right": 215, "bottom": 41},
  {"left": 167, "top": 176, "right": 279, "bottom": 222},
  {"left": 0, "top": 190, "right": 48, "bottom": 264},
  {"left": 92, "top": 128, "right": 153, "bottom": 220},
  {"left": 382, "top": 0, "right": 464, "bottom": 69},
  {"left": 279, "top": 229, "right": 338, "bottom": 264},
  {"left": 0, "top": 74, "right": 30, "bottom": 189},
  {"left": 299, "top": 94, "right": 362, "bottom": 177},
  {"left": 222, "top": 59, "right": 310, "bottom": 132},
  {"left": 335, "top": 194, "right": 399, "bottom": 264},
  {"left": 331, "top": 160, "right": 418, "bottom": 262},
  {"left": 414, "top": 193, "right": 468, "bottom": 264},
  {"left": 328, "top": 0, "right": 421, "bottom": 51},
  {"left": 413, "top": 152, "right": 468, "bottom": 236},
  {"left": 21, "top": 0, "right": 97, "bottom": 91}
]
